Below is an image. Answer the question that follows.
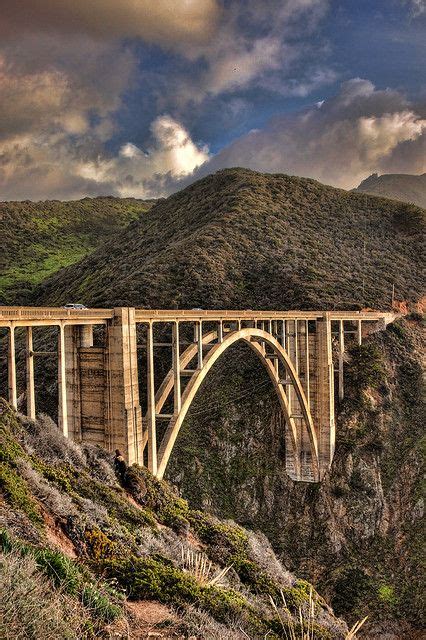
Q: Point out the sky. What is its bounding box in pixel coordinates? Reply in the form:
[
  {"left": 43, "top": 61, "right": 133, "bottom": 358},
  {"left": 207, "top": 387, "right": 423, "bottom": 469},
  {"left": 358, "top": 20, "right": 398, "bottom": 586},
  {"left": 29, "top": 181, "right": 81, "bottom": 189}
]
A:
[{"left": 0, "top": 0, "right": 425, "bottom": 201}]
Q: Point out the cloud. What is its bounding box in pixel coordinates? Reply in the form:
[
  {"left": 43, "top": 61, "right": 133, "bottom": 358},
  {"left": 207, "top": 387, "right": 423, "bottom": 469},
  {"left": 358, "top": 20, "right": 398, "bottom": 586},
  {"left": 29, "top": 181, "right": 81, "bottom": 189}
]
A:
[
  {"left": 403, "top": 0, "right": 426, "bottom": 16},
  {"left": 167, "top": 0, "right": 333, "bottom": 104},
  {"left": 0, "top": 115, "right": 209, "bottom": 201},
  {"left": 189, "top": 79, "right": 426, "bottom": 189},
  {"left": 0, "top": 0, "right": 339, "bottom": 200},
  {"left": 79, "top": 116, "right": 210, "bottom": 198},
  {"left": 0, "top": 0, "right": 220, "bottom": 48}
]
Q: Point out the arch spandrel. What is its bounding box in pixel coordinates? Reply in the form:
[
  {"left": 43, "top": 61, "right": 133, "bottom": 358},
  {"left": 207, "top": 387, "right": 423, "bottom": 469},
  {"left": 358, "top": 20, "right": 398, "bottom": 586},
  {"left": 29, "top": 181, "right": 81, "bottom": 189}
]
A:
[{"left": 148, "top": 328, "right": 319, "bottom": 482}]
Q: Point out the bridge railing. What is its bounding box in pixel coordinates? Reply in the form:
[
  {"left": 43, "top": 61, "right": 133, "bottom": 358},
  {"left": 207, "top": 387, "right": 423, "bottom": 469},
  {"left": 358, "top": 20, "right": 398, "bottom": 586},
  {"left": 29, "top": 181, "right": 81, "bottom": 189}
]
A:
[{"left": 0, "top": 307, "right": 113, "bottom": 320}]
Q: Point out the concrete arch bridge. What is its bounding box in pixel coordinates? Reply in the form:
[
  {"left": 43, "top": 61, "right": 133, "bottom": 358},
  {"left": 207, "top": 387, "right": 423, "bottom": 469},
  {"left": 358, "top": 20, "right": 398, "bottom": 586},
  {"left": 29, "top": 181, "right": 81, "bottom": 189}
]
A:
[{"left": 0, "top": 307, "right": 394, "bottom": 482}]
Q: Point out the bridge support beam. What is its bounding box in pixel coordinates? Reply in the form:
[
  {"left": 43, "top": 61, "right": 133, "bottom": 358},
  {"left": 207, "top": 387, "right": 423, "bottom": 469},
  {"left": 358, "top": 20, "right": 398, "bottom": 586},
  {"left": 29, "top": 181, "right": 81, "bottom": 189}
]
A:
[
  {"left": 7, "top": 326, "right": 17, "bottom": 410},
  {"left": 146, "top": 322, "right": 157, "bottom": 474},
  {"left": 26, "top": 327, "right": 36, "bottom": 419},
  {"left": 338, "top": 319, "right": 345, "bottom": 401},
  {"left": 316, "top": 314, "right": 335, "bottom": 475},
  {"left": 58, "top": 324, "right": 68, "bottom": 437}
]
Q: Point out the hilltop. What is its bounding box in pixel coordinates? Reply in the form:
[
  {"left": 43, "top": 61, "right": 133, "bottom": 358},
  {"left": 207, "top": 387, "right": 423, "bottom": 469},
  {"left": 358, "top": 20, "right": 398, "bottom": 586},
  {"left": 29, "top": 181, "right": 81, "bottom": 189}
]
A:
[
  {"left": 355, "top": 173, "right": 426, "bottom": 209},
  {"left": 0, "top": 400, "right": 349, "bottom": 639},
  {"left": 35, "top": 168, "right": 424, "bottom": 311},
  {"left": 0, "top": 196, "right": 154, "bottom": 304}
]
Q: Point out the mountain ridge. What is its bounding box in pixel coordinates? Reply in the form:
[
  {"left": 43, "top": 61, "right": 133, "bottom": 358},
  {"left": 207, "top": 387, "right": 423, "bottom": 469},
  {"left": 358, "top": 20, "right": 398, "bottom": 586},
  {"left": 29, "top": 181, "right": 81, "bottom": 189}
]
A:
[
  {"left": 35, "top": 168, "right": 424, "bottom": 311},
  {"left": 355, "top": 172, "right": 426, "bottom": 209}
]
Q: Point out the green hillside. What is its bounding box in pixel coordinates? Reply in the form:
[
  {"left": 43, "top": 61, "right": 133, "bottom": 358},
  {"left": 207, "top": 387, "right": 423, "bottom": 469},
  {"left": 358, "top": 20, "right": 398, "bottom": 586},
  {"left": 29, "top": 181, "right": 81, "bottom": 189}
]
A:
[
  {"left": 0, "top": 196, "right": 154, "bottom": 304},
  {"left": 36, "top": 168, "right": 424, "bottom": 311},
  {"left": 355, "top": 172, "right": 426, "bottom": 209},
  {"left": 0, "top": 399, "right": 349, "bottom": 639}
]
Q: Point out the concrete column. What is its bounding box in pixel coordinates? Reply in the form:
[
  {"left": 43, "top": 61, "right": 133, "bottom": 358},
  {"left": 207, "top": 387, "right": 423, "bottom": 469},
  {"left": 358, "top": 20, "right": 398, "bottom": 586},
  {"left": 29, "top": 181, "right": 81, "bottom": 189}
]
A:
[
  {"left": 338, "top": 320, "right": 345, "bottom": 401},
  {"left": 106, "top": 308, "right": 143, "bottom": 466},
  {"left": 80, "top": 324, "right": 93, "bottom": 348},
  {"left": 146, "top": 322, "right": 157, "bottom": 475},
  {"left": 58, "top": 324, "right": 68, "bottom": 437},
  {"left": 316, "top": 314, "right": 335, "bottom": 477},
  {"left": 304, "top": 320, "right": 310, "bottom": 409},
  {"left": 285, "top": 320, "right": 292, "bottom": 414},
  {"left": 196, "top": 321, "right": 203, "bottom": 369},
  {"left": 218, "top": 321, "right": 223, "bottom": 343},
  {"left": 8, "top": 325, "right": 17, "bottom": 409},
  {"left": 357, "top": 320, "right": 362, "bottom": 346},
  {"left": 26, "top": 326, "right": 36, "bottom": 419},
  {"left": 172, "top": 322, "right": 181, "bottom": 414},
  {"left": 280, "top": 319, "right": 286, "bottom": 349},
  {"left": 64, "top": 325, "right": 82, "bottom": 442},
  {"left": 295, "top": 320, "right": 299, "bottom": 375}
]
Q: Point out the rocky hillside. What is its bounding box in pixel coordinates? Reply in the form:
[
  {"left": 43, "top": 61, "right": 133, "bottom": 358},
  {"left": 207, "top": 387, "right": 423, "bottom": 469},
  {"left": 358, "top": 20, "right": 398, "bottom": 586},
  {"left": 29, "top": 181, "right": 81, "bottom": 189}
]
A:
[
  {"left": 355, "top": 173, "right": 426, "bottom": 209},
  {"left": 0, "top": 196, "right": 154, "bottom": 304},
  {"left": 0, "top": 399, "right": 352, "bottom": 639},
  {"left": 35, "top": 168, "right": 424, "bottom": 311}
]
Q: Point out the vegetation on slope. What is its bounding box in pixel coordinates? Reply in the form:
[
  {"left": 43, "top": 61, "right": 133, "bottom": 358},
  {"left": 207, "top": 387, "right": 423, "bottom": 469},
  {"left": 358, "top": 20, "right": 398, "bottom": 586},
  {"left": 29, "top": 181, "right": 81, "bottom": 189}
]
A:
[
  {"left": 35, "top": 168, "right": 424, "bottom": 311},
  {"left": 0, "top": 398, "right": 350, "bottom": 639},
  {"left": 355, "top": 173, "right": 426, "bottom": 209},
  {"left": 0, "top": 196, "right": 154, "bottom": 304}
]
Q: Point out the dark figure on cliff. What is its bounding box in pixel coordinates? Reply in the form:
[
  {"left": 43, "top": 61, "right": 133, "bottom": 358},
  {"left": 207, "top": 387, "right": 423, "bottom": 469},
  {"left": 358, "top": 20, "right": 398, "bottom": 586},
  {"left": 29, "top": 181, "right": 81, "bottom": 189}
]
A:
[{"left": 113, "top": 449, "right": 127, "bottom": 484}]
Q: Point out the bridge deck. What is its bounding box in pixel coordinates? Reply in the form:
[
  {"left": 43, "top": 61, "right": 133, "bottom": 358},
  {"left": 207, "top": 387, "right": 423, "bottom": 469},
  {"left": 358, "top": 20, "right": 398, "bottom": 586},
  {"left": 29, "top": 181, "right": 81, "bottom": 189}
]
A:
[{"left": 0, "top": 306, "right": 394, "bottom": 327}]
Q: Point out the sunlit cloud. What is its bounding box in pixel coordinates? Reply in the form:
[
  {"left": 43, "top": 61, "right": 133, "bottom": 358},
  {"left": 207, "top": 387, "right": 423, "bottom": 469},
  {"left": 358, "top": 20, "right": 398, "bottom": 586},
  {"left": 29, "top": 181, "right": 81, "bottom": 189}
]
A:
[{"left": 188, "top": 79, "right": 426, "bottom": 189}]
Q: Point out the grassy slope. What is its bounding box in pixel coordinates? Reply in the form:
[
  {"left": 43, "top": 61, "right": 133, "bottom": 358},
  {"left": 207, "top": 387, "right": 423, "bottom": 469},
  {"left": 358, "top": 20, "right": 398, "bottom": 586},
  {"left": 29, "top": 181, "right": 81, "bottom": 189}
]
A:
[
  {"left": 0, "top": 400, "right": 348, "bottom": 639},
  {"left": 0, "top": 196, "right": 154, "bottom": 304},
  {"left": 36, "top": 168, "right": 424, "bottom": 311},
  {"left": 355, "top": 173, "right": 426, "bottom": 209}
]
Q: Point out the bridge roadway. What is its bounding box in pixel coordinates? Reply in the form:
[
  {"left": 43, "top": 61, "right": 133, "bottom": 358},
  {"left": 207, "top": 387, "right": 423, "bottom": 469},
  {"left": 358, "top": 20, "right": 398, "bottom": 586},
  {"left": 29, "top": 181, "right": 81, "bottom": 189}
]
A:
[
  {"left": 0, "top": 306, "right": 393, "bottom": 326},
  {"left": 0, "top": 306, "right": 395, "bottom": 482}
]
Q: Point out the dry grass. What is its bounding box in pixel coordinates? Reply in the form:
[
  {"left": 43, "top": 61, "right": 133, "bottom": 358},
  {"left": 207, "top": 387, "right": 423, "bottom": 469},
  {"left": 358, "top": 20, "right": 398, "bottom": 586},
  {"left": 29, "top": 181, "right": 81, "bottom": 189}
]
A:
[
  {"left": 181, "top": 545, "right": 233, "bottom": 586},
  {"left": 270, "top": 587, "right": 368, "bottom": 640},
  {"left": 0, "top": 549, "right": 93, "bottom": 639}
]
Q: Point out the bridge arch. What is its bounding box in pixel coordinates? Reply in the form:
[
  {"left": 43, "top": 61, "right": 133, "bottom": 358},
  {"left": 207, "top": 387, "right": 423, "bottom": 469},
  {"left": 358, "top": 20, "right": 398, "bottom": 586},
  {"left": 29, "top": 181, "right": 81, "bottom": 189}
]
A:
[{"left": 148, "top": 327, "right": 319, "bottom": 481}]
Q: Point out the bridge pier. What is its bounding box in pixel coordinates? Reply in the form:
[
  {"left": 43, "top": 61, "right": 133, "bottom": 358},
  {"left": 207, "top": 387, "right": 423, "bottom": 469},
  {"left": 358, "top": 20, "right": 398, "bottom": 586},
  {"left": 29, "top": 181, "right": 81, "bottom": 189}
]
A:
[
  {"left": 107, "top": 308, "right": 143, "bottom": 465},
  {"left": 8, "top": 325, "right": 17, "bottom": 409},
  {"left": 316, "top": 314, "right": 335, "bottom": 474},
  {"left": 26, "top": 327, "right": 35, "bottom": 419}
]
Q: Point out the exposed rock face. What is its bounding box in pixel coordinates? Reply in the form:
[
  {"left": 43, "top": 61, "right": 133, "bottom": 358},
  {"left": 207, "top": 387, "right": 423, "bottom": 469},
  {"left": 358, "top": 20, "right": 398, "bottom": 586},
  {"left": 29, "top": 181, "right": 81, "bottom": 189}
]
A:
[{"left": 166, "top": 318, "right": 425, "bottom": 637}]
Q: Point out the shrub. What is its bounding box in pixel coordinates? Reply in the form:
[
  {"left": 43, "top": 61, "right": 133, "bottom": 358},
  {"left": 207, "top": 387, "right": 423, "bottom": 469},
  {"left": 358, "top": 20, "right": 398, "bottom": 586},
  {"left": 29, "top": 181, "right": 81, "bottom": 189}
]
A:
[
  {"left": 81, "top": 583, "right": 121, "bottom": 623},
  {"left": 34, "top": 548, "right": 82, "bottom": 596},
  {"left": 0, "top": 463, "right": 43, "bottom": 526}
]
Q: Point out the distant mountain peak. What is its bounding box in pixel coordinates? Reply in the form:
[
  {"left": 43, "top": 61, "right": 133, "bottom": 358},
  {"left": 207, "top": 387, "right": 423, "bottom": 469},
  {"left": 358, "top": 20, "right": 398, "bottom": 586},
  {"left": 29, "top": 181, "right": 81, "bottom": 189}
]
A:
[{"left": 355, "top": 172, "right": 426, "bottom": 208}]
